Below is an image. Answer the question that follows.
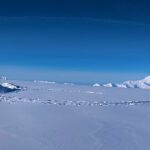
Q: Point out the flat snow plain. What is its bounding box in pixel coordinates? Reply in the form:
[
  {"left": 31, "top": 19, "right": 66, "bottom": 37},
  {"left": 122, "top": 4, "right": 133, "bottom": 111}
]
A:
[{"left": 0, "top": 80, "right": 150, "bottom": 150}]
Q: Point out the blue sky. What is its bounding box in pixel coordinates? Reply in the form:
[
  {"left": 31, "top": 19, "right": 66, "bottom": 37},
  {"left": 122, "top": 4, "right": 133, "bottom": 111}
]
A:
[{"left": 0, "top": 1, "right": 150, "bottom": 83}]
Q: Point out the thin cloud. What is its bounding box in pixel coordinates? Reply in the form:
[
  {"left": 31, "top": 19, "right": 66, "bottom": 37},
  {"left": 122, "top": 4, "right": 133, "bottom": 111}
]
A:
[{"left": 0, "top": 16, "right": 149, "bottom": 26}]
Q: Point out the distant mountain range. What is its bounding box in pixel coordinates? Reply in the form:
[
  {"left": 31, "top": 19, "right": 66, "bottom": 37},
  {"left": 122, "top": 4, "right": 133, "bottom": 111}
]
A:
[
  {"left": 93, "top": 76, "right": 150, "bottom": 89},
  {"left": 1, "top": 76, "right": 150, "bottom": 90}
]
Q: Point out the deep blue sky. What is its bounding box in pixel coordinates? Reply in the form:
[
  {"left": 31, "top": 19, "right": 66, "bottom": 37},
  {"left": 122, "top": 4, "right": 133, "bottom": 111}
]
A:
[{"left": 0, "top": 0, "right": 150, "bottom": 83}]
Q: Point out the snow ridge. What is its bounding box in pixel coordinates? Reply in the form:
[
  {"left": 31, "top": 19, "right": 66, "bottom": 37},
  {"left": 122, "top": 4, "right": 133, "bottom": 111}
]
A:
[{"left": 93, "top": 76, "right": 150, "bottom": 89}]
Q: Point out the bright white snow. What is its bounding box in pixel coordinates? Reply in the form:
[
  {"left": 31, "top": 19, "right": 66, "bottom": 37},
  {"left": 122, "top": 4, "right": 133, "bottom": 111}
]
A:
[{"left": 0, "top": 76, "right": 150, "bottom": 150}]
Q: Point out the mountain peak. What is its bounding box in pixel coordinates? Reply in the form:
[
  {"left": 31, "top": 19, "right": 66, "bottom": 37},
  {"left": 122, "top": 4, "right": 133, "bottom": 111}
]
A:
[
  {"left": 143, "top": 76, "right": 150, "bottom": 83},
  {"left": 93, "top": 75, "right": 150, "bottom": 89}
]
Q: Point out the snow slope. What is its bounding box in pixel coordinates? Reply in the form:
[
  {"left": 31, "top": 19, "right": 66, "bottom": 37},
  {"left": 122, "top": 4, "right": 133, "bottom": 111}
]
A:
[{"left": 0, "top": 79, "right": 150, "bottom": 150}]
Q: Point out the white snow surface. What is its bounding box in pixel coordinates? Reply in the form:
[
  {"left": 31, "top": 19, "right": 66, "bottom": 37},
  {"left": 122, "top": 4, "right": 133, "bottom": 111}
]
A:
[{"left": 1, "top": 78, "right": 150, "bottom": 150}]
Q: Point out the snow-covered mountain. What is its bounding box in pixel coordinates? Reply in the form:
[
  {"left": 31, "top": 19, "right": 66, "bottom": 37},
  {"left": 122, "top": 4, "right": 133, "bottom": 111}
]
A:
[
  {"left": 0, "top": 82, "right": 21, "bottom": 93},
  {"left": 93, "top": 83, "right": 102, "bottom": 87},
  {"left": 103, "top": 83, "right": 117, "bottom": 88},
  {"left": 93, "top": 76, "right": 150, "bottom": 89}
]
